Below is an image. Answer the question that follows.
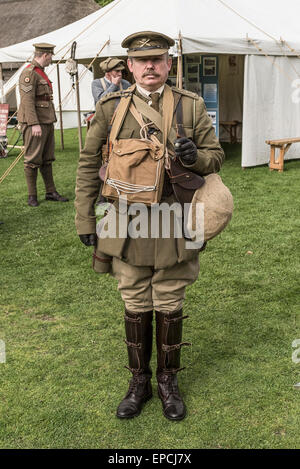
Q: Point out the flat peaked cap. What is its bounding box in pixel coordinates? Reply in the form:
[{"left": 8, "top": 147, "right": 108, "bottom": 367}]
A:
[
  {"left": 100, "top": 57, "right": 125, "bottom": 73},
  {"left": 33, "top": 43, "right": 55, "bottom": 54},
  {"left": 121, "top": 31, "right": 175, "bottom": 57}
]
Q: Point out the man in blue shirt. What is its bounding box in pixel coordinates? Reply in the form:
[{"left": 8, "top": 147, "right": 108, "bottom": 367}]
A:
[{"left": 91, "top": 57, "right": 131, "bottom": 105}]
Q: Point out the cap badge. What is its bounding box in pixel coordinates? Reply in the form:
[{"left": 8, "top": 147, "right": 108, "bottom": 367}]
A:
[{"left": 137, "top": 39, "right": 151, "bottom": 47}]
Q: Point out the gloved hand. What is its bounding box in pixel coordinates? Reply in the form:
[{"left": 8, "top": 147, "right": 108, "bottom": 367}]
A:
[
  {"left": 79, "top": 234, "right": 97, "bottom": 246},
  {"left": 174, "top": 137, "right": 198, "bottom": 165}
]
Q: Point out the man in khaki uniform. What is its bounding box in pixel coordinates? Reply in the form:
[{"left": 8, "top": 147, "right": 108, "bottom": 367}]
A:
[
  {"left": 18, "top": 43, "right": 68, "bottom": 207},
  {"left": 75, "top": 31, "right": 224, "bottom": 421}
]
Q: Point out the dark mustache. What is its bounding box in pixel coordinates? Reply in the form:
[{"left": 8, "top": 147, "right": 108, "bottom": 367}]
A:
[{"left": 142, "top": 72, "right": 160, "bottom": 77}]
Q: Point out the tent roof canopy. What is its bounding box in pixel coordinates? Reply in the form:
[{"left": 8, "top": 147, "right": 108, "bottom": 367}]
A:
[{"left": 1, "top": 0, "right": 300, "bottom": 63}]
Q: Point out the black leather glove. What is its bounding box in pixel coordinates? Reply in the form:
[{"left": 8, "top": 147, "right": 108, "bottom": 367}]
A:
[
  {"left": 79, "top": 234, "right": 97, "bottom": 247},
  {"left": 174, "top": 137, "right": 198, "bottom": 165}
]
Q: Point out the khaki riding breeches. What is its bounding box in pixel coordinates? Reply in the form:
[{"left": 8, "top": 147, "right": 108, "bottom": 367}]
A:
[
  {"left": 112, "top": 256, "right": 200, "bottom": 313},
  {"left": 22, "top": 124, "right": 55, "bottom": 168}
]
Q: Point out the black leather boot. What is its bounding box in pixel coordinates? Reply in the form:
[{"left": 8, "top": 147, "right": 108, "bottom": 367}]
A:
[
  {"left": 156, "top": 309, "right": 190, "bottom": 421},
  {"left": 116, "top": 310, "right": 153, "bottom": 419},
  {"left": 28, "top": 195, "right": 39, "bottom": 207},
  {"left": 45, "top": 191, "right": 69, "bottom": 202}
]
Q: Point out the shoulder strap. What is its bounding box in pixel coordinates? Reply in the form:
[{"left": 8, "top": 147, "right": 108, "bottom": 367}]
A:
[
  {"left": 128, "top": 103, "right": 145, "bottom": 130},
  {"left": 109, "top": 84, "right": 177, "bottom": 147},
  {"left": 175, "top": 96, "right": 186, "bottom": 138},
  {"left": 162, "top": 85, "right": 175, "bottom": 149},
  {"left": 109, "top": 84, "right": 136, "bottom": 142},
  {"left": 132, "top": 86, "right": 177, "bottom": 145},
  {"left": 132, "top": 94, "right": 163, "bottom": 127},
  {"left": 100, "top": 77, "right": 107, "bottom": 91}
]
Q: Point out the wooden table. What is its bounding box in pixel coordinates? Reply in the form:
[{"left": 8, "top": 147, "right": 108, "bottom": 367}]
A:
[
  {"left": 219, "top": 120, "right": 241, "bottom": 144},
  {"left": 265, "top": 137, "right": 300, "bottom": 172}
]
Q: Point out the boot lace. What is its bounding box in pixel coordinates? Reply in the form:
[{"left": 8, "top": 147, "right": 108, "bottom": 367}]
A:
[
  {"left": 158, "top": 372, "right": 183, "bottom": 397},
  {"left": 124, "top": 367, "right": 150, "bottom": 395}
]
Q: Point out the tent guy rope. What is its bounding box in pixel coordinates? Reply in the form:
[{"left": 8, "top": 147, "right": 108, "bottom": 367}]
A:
[{"left": 0, "top": 39, "right": 111, "bottom": 184}]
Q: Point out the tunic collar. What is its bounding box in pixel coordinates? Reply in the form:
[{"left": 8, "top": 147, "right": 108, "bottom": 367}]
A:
[
  {"left": 31, "top": 59, "right": 44, "bottom": 70},
  {"left": 136, "top": 84, "right": 165, "bottom": 98}
]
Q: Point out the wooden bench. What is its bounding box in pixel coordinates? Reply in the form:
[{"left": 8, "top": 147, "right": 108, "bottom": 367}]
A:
[
  {"left": 265, "top": 137, "right": 300, "bottom": 172},
  {"left": 219, "top": 120, "right": 241, "bottom": 144}
]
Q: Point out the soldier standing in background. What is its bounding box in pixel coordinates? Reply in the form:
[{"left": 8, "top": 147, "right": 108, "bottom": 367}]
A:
[
  {"left": 18, "top": 43, "right": 68, "bottom": 207},
  {"left": 91, "top": 57, "right": 131, "bottom": 106}
]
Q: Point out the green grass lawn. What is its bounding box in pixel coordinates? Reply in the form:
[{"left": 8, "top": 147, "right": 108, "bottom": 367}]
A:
[{"left": 0, "top": 129, "right": 299, "bottom": 449}]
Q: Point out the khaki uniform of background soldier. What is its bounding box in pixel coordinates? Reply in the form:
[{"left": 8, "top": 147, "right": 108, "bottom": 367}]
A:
[
  {"left": 75, "top": 31, "right": 224, "bottom": 421},
  {"left": 18, "top": 43, "right": 68, "bottom": 207}
]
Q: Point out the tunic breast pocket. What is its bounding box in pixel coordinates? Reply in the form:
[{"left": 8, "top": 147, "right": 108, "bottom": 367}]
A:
[
  {"left": 35, "top": 102, "right": 50, "bottom": 108},
  {"left": 36, "top": 80, "right": 49, "bottom": 96}
]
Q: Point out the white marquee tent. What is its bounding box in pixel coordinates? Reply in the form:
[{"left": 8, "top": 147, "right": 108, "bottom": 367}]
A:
[
  {"left": 2, "top": 63, "right": 94, "bottom": 130},
  {"left": 1, "top": 0, "right": 300, "bottom": 167}
]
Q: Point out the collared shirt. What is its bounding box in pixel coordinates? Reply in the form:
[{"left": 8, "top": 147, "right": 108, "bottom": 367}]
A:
[{"left": 136, "top": 84, "right": 165, "bottom": 106}]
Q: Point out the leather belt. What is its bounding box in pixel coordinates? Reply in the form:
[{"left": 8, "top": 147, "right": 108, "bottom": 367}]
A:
[{"left": 37, "top": 95, "right": 52, "bottom": 102}]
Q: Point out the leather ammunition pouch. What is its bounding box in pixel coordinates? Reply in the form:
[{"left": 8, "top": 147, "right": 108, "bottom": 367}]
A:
[
  {"left": 168, "top": 158, "right": 205, "bottom": 206},
  {"left": 167, "top": 97, "right": 205, "bottom": 206}
]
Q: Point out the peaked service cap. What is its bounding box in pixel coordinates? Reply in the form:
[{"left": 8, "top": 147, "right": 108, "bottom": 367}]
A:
[
  {"left": 33, "top": 43, "right": 55, "bottom": 54},
  {"left": 121, "top": 31, "right": 175, "bottom": 57}
]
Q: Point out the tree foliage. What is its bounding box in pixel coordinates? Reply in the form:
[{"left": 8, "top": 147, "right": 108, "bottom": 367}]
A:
[{"left": 95, "top": 0, "right": 114, "bottom": 7}]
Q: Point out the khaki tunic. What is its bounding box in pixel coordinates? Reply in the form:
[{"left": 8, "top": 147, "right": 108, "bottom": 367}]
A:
[
  {"left": 75, "top": 85, "right": 225, "bottom": 271},
  {"left": 18, "top": 59, "right": 56, "bottom": 125},
  {"left": 18, "top": 59, "right": 56, "bottom": 167}
]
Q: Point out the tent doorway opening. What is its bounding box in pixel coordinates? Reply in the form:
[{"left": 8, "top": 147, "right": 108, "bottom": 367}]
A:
[{"left": 168, "top": 53, "right": 244, "bottom": 143}]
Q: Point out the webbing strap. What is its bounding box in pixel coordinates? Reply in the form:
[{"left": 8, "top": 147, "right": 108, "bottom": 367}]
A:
[
  {"left": 124, "top": 339, "right": 141, "bottom": 349},
  {"left": 128, "top": 102, "right": 160, "bottom": 148},
  {"left": 132, "top": 86, "right": 177, "bottom": 146},
  {"left": 162, "top": 342, "right": 191, "bottom": 352},
  {"left": 109, "top": 83, "right": 136, "bottom": 142},
  {"left": 100, "top": 77, "right": 107, "bottom": 91},
  {"left": 110, "top": 84, "right": 176, "bottom": 148},
  {"left": 128, "top": 102, "right": 147, "bottom": 130},
  {"left": 175, "top": 97, "right": 186, "bottom": 138},
  {"left": 161, "top": 85, "right": 175, "bottom": 149}
]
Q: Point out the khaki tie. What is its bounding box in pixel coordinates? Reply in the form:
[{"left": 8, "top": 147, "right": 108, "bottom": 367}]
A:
[{"left": 149, "top": 92, "right": 160, "bottom": 112}]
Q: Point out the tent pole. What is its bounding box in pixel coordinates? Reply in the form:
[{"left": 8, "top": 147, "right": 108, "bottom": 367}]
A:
[
  {"left": 56, "top": 64, "right": 64, "bottom": 150},
  {"left": 75, "top": 71, "right": 83, "bottom": 152},
  {"left": 176, "top": 32, "right": 183, "bottom": 90},
  {"left": 0, "top": 63, "right": 5, "bottom": 104}
]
